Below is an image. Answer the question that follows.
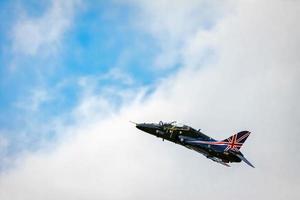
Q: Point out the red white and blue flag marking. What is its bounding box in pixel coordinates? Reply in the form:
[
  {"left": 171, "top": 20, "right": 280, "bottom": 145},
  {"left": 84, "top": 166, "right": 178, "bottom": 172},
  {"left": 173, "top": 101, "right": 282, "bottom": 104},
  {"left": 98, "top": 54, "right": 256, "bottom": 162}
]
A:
[{"left": 187, "top": 131, "right": 251, "bottom": 152}]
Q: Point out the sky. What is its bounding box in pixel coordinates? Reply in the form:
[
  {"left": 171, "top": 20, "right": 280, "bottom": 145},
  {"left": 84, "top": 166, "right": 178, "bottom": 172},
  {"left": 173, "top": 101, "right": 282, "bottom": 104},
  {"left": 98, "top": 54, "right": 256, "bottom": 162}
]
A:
[{"left": 0, "top": 0, "right": 299, "bottom": 199}]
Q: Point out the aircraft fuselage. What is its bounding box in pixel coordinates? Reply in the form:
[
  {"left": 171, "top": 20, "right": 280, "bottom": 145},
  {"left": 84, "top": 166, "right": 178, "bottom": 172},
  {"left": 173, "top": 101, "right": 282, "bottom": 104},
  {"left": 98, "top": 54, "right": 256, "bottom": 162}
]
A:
[{"left": 135, "top": 122, "right": 245, "bottom": 166}]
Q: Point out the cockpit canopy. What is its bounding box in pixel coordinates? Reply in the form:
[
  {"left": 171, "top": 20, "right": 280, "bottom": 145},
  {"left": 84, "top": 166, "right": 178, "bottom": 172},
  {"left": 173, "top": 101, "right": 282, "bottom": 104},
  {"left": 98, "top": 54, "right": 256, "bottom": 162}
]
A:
[
  {"left": 158, "top": 121, "right": 191, "bottom": 129},
  {"left": 159, "top": 121, "right": 177, "bottom": 126}
]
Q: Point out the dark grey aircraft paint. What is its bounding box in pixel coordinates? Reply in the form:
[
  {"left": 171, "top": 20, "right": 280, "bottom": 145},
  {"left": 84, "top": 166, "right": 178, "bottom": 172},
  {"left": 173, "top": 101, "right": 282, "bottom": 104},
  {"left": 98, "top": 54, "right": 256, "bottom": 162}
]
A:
[{"left": 134, "top": 121, "right": 254, "bottom": 167}]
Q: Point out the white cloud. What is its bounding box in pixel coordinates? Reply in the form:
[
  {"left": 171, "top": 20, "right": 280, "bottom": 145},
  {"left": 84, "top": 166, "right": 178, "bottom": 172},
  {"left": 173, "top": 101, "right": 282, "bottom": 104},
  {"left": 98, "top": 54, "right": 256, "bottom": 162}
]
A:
[
  {"left": 11, "top": 0, "right": 81, "bottom": 56},
  {"left": 68, "top": 70, "right": 141, "bottom": 123},
  {"left": 1, "top": 1, "right": 300, "bottom": 200},
  {"left": 125, "top": 0, "right": 230, "bottom": 69},
  {"left": 103, "top": 67, "right": 135, "bottom": 86}
]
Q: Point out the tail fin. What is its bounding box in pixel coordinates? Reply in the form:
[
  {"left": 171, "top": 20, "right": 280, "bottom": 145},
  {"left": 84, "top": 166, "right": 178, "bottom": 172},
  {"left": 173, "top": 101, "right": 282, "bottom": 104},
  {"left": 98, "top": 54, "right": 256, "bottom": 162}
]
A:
[{"left": 222, "top": 131, "right": 251, "bottom": 151}]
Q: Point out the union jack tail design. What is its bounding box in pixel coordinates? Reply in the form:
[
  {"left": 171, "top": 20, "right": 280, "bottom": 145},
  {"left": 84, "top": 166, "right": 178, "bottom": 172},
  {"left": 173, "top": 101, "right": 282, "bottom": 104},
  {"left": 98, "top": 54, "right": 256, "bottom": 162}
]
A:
[{"left": 221, "top": 131, "right": 251, "bottom": 152}]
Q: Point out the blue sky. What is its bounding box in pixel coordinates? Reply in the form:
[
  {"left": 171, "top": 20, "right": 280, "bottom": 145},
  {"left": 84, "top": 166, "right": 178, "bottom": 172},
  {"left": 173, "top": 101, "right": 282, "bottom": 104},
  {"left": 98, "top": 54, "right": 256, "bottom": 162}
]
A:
[
  {"left": 0, "top": 1, "right": 179, "bottom": 159},
  {"left": 0, "top": 0, "right": 224, "bottom": 163}
]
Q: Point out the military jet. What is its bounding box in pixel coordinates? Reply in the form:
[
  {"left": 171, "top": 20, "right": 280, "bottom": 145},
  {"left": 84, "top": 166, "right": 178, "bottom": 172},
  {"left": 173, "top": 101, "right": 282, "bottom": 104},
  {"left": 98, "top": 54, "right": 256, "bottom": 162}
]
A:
[{"left": 133, "top": 121, "right": 254, "bottom": 168}]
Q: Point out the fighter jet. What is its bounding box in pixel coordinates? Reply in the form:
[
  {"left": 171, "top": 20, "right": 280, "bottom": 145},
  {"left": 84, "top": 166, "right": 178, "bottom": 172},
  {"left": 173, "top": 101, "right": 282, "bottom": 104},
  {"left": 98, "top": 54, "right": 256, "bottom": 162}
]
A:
[{"left": 133, "top": 121, "right": 254, "bottom": 168}]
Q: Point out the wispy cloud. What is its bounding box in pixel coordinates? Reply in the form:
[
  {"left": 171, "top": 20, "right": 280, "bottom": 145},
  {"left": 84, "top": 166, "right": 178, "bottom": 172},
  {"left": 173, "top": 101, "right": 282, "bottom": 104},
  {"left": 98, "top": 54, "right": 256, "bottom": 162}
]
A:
[
  {"left": 124, "top": 0, "right": 229, "bottom": 69},
  {"left": 0, "top": 0, "right": 84, "bottom": 164},
  {"left": 14, "top": 87, "right": 51, "bottom": 112},
  {"left": 11, "top": 0, "right": 81, "bottom": 57}
]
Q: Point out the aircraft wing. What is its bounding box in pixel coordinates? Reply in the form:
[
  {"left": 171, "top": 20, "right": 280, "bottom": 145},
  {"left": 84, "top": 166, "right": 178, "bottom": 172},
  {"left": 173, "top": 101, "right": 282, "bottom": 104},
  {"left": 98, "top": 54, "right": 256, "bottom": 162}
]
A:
[
  {"left": 208, "top": 156, "right": 231, "bottom": 167},
  {"left": 214, "top": 159, "right": 231, "bottom": 167},
  {"left": 187, "top": 145, "right": 230, "bottom": 167}
]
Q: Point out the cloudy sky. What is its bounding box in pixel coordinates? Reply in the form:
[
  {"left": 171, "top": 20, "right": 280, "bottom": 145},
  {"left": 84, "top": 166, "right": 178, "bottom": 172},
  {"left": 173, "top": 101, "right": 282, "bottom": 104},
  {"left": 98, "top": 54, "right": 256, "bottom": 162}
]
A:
[{"left": 0, "top": 0, "right": 299, "bottom": 199}]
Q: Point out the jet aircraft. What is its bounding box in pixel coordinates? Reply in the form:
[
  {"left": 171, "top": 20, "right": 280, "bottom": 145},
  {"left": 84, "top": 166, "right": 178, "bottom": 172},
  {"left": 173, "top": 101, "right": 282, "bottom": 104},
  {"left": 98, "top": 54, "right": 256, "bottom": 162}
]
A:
[{"left": 133, "top": 121, "right": 254, "bottom": 168}]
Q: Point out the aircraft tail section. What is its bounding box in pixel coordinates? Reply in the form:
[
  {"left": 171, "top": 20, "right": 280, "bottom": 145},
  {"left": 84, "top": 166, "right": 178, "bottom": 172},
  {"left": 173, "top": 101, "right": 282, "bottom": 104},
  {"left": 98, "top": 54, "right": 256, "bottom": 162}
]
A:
[{"left": 222, "top": 131, "right": 251, "bottom": 151}]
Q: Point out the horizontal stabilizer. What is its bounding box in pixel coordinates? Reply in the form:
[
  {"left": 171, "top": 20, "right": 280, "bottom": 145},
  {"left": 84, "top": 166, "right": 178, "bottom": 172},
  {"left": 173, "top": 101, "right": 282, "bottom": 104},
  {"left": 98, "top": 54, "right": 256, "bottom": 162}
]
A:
[{"left": 236, "top": 154, "right": 255, "bottom": 168}]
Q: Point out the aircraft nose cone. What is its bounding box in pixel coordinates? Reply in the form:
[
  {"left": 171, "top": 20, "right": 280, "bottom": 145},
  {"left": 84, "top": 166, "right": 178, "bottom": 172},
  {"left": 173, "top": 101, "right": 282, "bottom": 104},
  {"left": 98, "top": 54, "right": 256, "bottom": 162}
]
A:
[
  {"left": 135, "top": 123, "right": 157, "bottom": 135},
  {"left": 136, "top": 124, "right": 141, "bottom": 129},
  {"left": 136, "top": 123, "right": 146, "bottom": 131}
]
